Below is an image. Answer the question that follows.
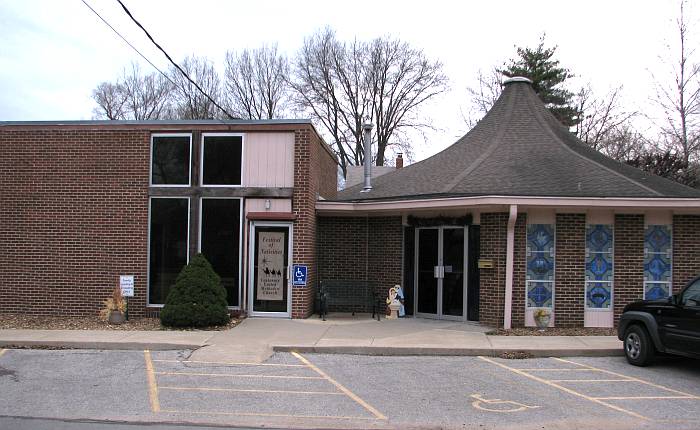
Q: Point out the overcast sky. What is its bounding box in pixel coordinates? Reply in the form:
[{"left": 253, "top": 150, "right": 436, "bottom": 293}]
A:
[{"left": 0, "top": 0, "right": 696, "bottom": 161}]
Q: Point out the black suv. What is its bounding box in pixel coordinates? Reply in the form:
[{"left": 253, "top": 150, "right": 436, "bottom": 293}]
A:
[{"left": 618, "top": 276, "right": 700, "bottom": 366}]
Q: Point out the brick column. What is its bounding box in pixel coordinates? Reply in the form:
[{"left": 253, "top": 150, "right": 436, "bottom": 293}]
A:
[
  {"left": 613, "top": 214, "right": 644, "bottom": 325},
  {"left": 291, "top": 128, "right": 316, "bottom": 318},
  {"left": 554, "top": 214, "right": 586, "bottom": 327},
  {"left": 479, "top": 213, "right": 508, "bottom": 327},
  {"left": 672, "top": 215, "right": 700, "bottom": 293}
]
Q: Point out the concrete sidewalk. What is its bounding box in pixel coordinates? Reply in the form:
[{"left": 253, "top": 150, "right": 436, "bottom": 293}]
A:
[{"left": 0, "top": 314, "right": 623, "bottom": 361}]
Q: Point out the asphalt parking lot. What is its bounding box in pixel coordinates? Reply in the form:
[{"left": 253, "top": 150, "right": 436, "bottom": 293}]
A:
[{"left": 0, "top": 348, "right": 697, "bottom": 429}]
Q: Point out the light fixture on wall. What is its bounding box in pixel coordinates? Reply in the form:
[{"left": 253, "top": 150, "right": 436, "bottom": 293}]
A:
[{"left": 264, "top": 199, "right": 271, "bottom": 210}]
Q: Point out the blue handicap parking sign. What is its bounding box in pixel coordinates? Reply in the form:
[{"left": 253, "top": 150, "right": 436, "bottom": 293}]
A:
[{"left": 292, "top": 265, "right": 307, "bottom": 286}]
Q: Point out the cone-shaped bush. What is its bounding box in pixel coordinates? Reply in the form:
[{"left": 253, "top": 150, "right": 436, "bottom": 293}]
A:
[{"left": 160, "top": 253, "right": 230, "bottom": 328}]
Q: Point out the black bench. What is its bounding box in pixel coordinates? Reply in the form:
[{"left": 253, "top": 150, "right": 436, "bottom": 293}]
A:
[{"left": 317, "top": 280, "right": 382, "bottom": 321}]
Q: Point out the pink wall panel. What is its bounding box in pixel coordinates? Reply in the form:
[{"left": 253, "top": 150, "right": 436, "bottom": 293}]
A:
[{"left": 243, "top": 133, "right": 294, "bottom": 187}]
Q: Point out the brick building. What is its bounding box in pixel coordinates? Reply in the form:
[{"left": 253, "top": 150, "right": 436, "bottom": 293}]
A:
[
  {"left": 2, "top": 78, "right": 700, "bottom": 327},
  {"left": 316, "top": 77, "right": 700, "bottom": 328},
  {"left": 0, "top": 120, "right": 336, "bottom": 319}
]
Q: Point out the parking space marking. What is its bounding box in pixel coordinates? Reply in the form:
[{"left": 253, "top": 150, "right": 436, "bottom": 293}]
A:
[
  {"left": 478, "top": 356, "right": 650, "bottom": 421},
  {"left": 154, "top": 371, "right": 323, "bottom": 379},
  {"left": 159, "top": 386, "right": 344, "bottom": 395},
  {"left": 159, "top": 409, "right": 382, "bottom": 421},
  {"left": 153, "top": 359, "right": 306, "bottom": 368},
  {"left": 549, "top": 379, "right": 633, "bottom": 383},
  {"left": 292, "top": 352, "right": 387, "bottom": 420},
  {"left": 519, "top": 368, "right": 602, "bottom": 372},
  {"left": 594, "top": 396, "right": 699, "bottom": 400},
  {"left": 144, "top": 350, "right": 161, "bottom": 413},
  {"left": 553, "top": 358, "right": 700, "bottom": 399}
]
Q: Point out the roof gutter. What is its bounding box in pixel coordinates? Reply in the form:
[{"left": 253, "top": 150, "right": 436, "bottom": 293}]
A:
[{"left": 316, "top": 195, "right": 700, "bottom": 214}]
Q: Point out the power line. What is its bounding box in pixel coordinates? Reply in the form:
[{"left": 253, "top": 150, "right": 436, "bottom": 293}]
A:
[
  {"left": 115, "top": 0, "right": 235, "bottom": 119},
  {"left": 80, "top": 0, "right": 176, "bottom": 87}
]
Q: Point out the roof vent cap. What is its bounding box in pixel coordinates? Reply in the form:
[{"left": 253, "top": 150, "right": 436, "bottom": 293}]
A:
[{"left": 503, "top": 76, "right": 533, "bottom": 85}]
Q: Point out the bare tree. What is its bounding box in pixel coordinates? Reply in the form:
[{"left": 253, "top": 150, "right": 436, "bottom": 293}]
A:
[
  {"left": 92, "top": 81, "right": 127, "bottom": 120},
  {"left": 290, "top": 28, "right": 448, "bottom": 177},
  {"left": 224, "top": 44, "right": 290, "bottom": 119},
  {"left": 121, "top": 63, "right": 173, "bottom": 120},
  {"left": 290, "top": 29, "right": 372, "bottom": 177},
  {"left": 171, "top": 56, "right": 222, "bottom": 120},
  {"left": 92, "top": 63, "right": 173, "bottom": 120},
  {"left": 368, "top": 37, "right": 449, "bottom": 166},
  {"left": 651, "top": 0, "right": 700, "bottom": 165},
  {"left": 463, "top": 68, "right": 503, "bottom": 128},
  {"left": 574, "top": 85, "right": 638, "bottom": 154}
]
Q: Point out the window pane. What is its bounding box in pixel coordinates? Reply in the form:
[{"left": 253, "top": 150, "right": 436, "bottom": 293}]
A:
[
  {"left": 202, "top": 135, "right": 242, "bottom": 185},
  {"left": 151, "top": 136, "right": 190, "bottom": 185},
  {"left": 149, "top": 198, "right": 189, "bottom": 304},
  {"left": 526, "top": 224, "right": 555, "bottom": 308},
  {"left": 200, "top": 199, "right": 241, "bottom": 307}
]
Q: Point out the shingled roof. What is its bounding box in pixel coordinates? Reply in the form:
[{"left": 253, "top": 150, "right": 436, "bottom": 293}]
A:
[{"left": 336, "top": 78, "right": 700, "bottom": 202}]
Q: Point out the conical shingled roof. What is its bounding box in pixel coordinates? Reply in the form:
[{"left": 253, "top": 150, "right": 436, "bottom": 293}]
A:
[{"left": 336, "top": 79, "right": 700, "bottom": 201}]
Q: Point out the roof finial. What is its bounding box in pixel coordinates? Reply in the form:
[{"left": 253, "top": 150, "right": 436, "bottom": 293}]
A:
[{"left": 503, "top": 76, "right": 533, "bottom": 85}]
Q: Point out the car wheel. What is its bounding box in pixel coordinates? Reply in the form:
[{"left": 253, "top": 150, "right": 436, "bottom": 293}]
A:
[{"left": 624, "top": 324, "right": 655, "bottom": 366}]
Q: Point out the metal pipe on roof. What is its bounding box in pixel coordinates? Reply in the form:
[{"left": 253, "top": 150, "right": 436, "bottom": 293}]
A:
[{"left": 361, "top": 121, "right": 373, "bottom": 193}]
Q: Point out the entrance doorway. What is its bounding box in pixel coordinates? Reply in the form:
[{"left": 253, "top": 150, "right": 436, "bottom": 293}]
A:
[
  {"left": 415, "top": 227, "right": 468, "bottom": 320},
  {"left": 248, "top": 222, "right": 293, "bottom": 317}
]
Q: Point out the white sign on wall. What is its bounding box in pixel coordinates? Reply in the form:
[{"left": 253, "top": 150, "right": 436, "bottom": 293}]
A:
[
  {"left": 257, "top": 232, "right": 285, "bottom": 301},
  {"left": 119, "top": 275, "right": 135, "bottom": 297}
]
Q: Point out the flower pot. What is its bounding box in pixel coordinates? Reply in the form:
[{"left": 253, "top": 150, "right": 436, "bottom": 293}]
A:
[
  {"left": 108, "top": 310, "right": 125, "bottom": 325},
  {"left": 534, "top": 314, "right": 550, "bottom": 330}
]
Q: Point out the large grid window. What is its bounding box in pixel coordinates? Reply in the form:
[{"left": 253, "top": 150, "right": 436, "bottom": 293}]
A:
[
  {"left": 644, "top": 225, "right": 672, "bottom": 300},
  {"left": 151, "top": 134, "right": 191, "bottom": 186},
  {"left": 585, "top": 224, "right": 613, "bottom": 309},
  {"left": 201, "top": 134, "right": 243, "bottom": 186},
  {"left": 526, "top": 224, "right": 555, "bottom": 308},
  {"left": 148, "top": 198, "right": 189, "bottom": 305},
  {"left": 200, "top": 198, "right": 242, "bottom": 307}
]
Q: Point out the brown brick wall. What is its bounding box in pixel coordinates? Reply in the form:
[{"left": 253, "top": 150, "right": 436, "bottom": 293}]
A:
[
  {"left": 317, "top": 216, "right": 403, "bottom": 313},
  {"left": 318, "top": 141, "right": 338, "bottom": 200},
  {"left": 479, "top": 213, "right": 507, "bottom": 327},
  {"left": 368, "top": 217, "right": 404, "bottom": 304},
  {"left": 0, "top": 129, "right": 150, "bottom": 316},
  {"left": 673, "top": 215, "right": 700, "bottom": 292},
  {"left": 614, "top": 214, "right": 645, "bottom": 325},
  {"left": 554, "top": 214, "right": 586, "bottom": 327}
]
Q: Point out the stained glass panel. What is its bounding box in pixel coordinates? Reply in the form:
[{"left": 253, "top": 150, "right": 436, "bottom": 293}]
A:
[
  {"left": 644, "top": 225, "right": 672, "bottom": 300},
  {"left": 586, "top": 282, "right": 611, "bottom": 309},
  {"left": 526, "top": 224, "right": 554, "bottom": 308},
  {"left": 527, "top": 281, "right": 553, "bottom": 308}
]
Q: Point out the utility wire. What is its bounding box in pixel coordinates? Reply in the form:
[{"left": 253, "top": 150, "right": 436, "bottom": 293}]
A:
[
  {"left": 115, "top": 0, "right": 236, "bottom": 119},
  {"left": 80, "top": 0, "right": 176, "bottom": 87}
]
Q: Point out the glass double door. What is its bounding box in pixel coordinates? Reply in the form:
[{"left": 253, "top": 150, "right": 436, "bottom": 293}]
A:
[{"left": 416, "top": 227, "right": 467, "bottom": 320}]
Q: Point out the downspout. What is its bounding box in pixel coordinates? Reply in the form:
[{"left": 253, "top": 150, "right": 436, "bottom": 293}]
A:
[{"left": 504, "top": 204, "right": 518, "bottom": 329}]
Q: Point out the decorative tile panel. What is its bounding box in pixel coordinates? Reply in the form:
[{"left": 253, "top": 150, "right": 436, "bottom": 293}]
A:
[
  {"left": 526, "top": 224, "right": 555, "bottom": 308},
  {"left": 644, "top": 225, "right": 672, "bottom": 300},
  {"left": 585, "top": 224, "right": 613, "bottom": 309}
]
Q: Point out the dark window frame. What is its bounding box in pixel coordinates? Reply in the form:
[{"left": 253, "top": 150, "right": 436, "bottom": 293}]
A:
[
  {"left": 147, "top": 196, "right": 190, "bottom": 307},
  {"left": 149, "top": 133, "right": 192, "bottom": 187},
  {"left": 198, "top": 197, "right": 244, "bottom": 308},
  {"left": 200, "top": 133, "right": 244, "bottom": 187}
]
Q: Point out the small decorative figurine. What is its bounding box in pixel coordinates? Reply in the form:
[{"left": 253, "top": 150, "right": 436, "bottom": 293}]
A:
[{"left": 386, "top": 285, "right": 405, "bottom": 319}]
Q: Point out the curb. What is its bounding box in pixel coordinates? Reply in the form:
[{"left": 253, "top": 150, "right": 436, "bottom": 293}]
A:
[
  {"left": 273, "top": 345, "right": 624, "bottom": 357},
  {"left": 0, "top": 341, "right": 205, "bottom": 351}
]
